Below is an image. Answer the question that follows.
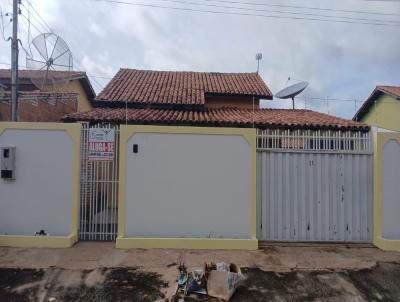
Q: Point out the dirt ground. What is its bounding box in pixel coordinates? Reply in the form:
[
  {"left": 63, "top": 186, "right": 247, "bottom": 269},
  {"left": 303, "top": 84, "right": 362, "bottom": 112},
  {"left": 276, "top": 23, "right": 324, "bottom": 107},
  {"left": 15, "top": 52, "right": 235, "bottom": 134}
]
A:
[{"left": 1, "top": 242, "right": 400, "bottom": 301}]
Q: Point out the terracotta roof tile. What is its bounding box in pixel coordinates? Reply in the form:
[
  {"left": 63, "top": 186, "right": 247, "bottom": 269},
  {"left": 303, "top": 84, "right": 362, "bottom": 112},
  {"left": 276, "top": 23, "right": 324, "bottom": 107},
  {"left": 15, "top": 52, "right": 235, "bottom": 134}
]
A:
[
  {"left": 0, "top": 69, "right": 96, "bottom": 100},
  {"left": 95, "top": 69, "right": 273, "bottom": 105},
  {"left": 0, "top": 69, "right": 87, "bottom": 81},
  {"left": 64, "top": 107, "right": 368, "bottom": 130},
  {"left": 376, "top": 85, "right": 400, "bottom": 98}
]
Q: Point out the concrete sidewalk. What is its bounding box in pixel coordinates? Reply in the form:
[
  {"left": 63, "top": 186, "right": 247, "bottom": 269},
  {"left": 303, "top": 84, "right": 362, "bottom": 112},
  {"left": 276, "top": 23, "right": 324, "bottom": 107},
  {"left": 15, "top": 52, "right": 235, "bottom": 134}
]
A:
[{"left": 1, "top": 243, "right": 400, "bottom": 301}]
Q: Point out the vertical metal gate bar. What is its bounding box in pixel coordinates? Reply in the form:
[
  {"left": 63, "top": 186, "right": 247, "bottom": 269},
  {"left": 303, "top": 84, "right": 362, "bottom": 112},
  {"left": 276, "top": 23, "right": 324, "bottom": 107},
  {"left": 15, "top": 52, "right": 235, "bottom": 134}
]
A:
[
  {"left": 100, "top": 160, "right": 104, "bottom": 240},
  {"left": 105, "top": 134, "right": 109, "bottom": 240},
  {"left": 90, "top": 161, "right": 96, "bottom": 240},
  {"left": 83, "top": 126, "right": 89, "bottom": 240},
  {"left": 111, "top": 134, "right": 115, "bottom": 239},
  {"left": 79, "top": 124, "right": 119, "bottom": 241}
]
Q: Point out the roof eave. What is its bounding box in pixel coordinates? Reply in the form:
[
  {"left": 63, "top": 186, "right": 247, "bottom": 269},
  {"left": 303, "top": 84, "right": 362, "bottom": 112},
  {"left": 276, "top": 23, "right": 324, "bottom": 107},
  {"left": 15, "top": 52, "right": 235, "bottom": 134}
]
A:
[
  {"left": 204, "top": 92, "right": 273, "bottom": 100},
  {"left": 78, "top": 75, "right": 96, "bottom": 101},
  {"left": 62, "top": 115, "right": 370, "bottom": 132},
  {"left": 353, "top": 89, "right": 382, "bottom": 121}
]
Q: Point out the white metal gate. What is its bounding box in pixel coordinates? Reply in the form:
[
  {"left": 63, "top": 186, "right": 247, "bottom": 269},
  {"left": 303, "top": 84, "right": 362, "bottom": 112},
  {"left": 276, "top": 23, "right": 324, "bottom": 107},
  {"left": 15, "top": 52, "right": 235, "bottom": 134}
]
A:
[
  {"left": 256, "top": 129, "right": 373, "bottom": 242},
  {"left": 79, "top": 124, "right": 119, "bottom": 241}
]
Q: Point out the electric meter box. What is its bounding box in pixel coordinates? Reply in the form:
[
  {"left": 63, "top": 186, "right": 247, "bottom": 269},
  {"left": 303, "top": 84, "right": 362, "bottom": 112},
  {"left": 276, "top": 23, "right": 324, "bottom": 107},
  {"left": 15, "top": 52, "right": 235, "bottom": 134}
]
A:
[{"left": 1, "top": 146, "right": 16, "bottom": 180}]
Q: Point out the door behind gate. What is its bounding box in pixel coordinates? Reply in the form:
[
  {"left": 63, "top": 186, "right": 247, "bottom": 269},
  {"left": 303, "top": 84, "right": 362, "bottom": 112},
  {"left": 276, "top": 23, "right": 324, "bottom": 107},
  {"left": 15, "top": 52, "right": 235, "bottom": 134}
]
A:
[{"left": 79, "top": 124, "right": 119, "bottom": 241}]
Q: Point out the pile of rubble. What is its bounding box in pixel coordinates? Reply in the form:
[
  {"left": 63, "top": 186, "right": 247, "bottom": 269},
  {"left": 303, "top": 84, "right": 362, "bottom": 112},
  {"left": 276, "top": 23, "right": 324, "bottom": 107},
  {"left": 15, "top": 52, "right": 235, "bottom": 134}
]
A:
[{"left": 173, "top": 260, "right": 244, "bottom": 301}]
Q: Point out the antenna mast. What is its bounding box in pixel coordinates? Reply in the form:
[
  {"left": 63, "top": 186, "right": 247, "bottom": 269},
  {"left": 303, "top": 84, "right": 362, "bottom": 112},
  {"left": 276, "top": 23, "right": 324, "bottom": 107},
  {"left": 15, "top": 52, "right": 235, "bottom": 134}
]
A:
[
  {"left": 11, "top": 0, "right": 20, "bottom": 121},
  {"left": 255, "top": 53, "right": 262, "bottom": 73}
]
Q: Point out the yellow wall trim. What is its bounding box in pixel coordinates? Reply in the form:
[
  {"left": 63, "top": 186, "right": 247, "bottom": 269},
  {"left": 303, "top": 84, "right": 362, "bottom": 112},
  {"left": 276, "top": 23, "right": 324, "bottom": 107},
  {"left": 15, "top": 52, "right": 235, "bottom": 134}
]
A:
[
  {"left": 0, "top": 122, "right": 81, "bottom": 248},
  {"left": 373, "top": 132, "right": 400, "bottom": 251},
  {"left": 116, "top": 236, "right": 258, "bottom": 250},
  {"left": 118, "top": 125, "right": 257, "bottom": 250},
  {"left": 0, "top": 234, "right": 77, "bottom": 248}
]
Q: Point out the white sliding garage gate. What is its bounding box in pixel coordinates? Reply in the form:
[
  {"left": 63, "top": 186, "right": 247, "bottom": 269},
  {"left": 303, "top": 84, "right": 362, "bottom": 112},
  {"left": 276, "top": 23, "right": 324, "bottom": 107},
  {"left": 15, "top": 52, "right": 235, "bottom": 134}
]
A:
[{"left": 256, "top": 129, "right": 373, "bottom": 242}]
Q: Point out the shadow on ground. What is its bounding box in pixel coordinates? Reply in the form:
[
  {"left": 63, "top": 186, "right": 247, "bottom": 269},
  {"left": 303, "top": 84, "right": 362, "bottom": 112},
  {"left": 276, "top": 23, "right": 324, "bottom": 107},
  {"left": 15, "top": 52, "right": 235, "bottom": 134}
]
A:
[
  {"left": 1, "top": 262, "right": 400, "bottom": 301},
  {"left": 0, "top": 267, "right": 167, "bottom": 302}
]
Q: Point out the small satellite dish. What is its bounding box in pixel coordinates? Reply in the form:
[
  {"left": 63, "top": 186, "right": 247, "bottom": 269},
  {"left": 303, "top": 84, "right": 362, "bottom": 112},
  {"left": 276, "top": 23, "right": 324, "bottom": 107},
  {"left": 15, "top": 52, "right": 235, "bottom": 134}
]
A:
[
  {"left": 26, "top": 33, "right": 74, "bottom": 92},
  {"left": 275, "top": 81, "right": 308, "bottom": 109}
]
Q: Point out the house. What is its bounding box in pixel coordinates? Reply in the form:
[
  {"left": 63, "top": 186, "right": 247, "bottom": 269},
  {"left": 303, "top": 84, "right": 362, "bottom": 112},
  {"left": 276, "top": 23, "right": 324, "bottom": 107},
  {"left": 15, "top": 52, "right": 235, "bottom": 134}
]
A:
[
  {"left": 1, "top": 68, "right": 378, "bottom": 249},
  {"left": 0, "top": 69, "right": 95, "bottom": 122},
  {"left": 64, "top": 68, "right": 366, "bottom": 132},
  {"left": 61, "top": 68, "right": 375, "bottom": 245},
  {"left": 353, "top": 85, "right": 400, "bottom": 132}
]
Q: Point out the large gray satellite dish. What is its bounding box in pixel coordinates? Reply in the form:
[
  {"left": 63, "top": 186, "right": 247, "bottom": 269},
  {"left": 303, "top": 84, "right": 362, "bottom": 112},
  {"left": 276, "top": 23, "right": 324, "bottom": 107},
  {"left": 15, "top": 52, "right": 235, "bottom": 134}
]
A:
[{"left": 275, "top": 81, "right": 308, "bottom": 109}]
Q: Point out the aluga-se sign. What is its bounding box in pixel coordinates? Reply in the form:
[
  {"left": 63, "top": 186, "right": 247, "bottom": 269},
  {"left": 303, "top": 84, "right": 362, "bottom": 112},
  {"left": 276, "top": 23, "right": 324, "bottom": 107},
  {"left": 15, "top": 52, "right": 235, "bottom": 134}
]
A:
[{"left": 88, "top": 128, "right": 115, "bottom": 161}]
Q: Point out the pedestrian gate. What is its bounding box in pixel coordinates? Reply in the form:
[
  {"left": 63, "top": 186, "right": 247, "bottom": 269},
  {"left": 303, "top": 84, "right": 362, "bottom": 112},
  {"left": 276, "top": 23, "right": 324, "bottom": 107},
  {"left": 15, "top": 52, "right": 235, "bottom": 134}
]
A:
[{"left": 79, "top": 124, "right": 119, "bottom": 241}]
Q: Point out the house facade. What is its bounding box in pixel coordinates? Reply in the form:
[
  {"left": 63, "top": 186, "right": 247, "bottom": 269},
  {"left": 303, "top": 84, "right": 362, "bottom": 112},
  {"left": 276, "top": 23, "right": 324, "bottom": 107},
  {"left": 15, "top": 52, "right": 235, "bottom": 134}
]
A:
[
  {"left": 63, "top": 68, "right": 374, "bottom": 245},
  {"left": 3, "top": 68, "right": 399, "bottom": 250},
  {"left": 0, "top": 69, "right": 95, "bottom": 122},
  {"left": 353, "top": 85, "right": 400, "bottom": 132}
]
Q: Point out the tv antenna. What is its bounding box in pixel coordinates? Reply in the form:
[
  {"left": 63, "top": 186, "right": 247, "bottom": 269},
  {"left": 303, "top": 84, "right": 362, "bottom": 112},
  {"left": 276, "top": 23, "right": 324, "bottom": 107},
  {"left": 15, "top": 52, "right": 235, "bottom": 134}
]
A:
[
  {"left": 255, "top": 53, "right": 262, "bottom": 73},
  {"left": 275, "top": 78, "right": 308, "bottom": 109},
  {"left": 26, "top": 33, "right": 74, "bottom": 92}
]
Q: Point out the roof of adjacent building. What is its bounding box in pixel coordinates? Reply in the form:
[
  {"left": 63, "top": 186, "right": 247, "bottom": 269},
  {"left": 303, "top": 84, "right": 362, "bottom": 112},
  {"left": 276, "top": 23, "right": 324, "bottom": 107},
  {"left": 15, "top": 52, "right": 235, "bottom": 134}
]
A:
[
  {"left": 0, "top": 90, "right": 78, "bottom": 101},
  {"left": 376, "top": 85, "right": 400, "bottom": 98},
  {"left": 0, "top": 69, "right": 96, "bottom": 101},
  {"left": 353, "top": 85, "right": 400, "bottom": 121},
  {"left": 63, "top": 107, "right": 369, "bottom": 130},
  {"left": 94, "top": 68, "right": 273, "bottom": 106}
]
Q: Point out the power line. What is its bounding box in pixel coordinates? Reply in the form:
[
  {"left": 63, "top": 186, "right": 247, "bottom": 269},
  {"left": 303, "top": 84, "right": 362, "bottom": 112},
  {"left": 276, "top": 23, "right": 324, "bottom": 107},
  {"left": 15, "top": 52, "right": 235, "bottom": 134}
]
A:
[
  {"left": 87, "top": 0, "right": 400, "bottom": 27},
  {"left": 24, "top": 0, "right": 53, "bottom": 32},
  {"left": 17, "top": 14, "right": 104, "bottom": 91},
  {"left": 20, "top": 2, "right": 51, "bottom": 34},
  {"left": 0, "top": 61, "right": 111, "bottom": 78},
  {"left": 196, "top": 0, "right": 400, "bottom": 17},
  {"left": 0, "top": 4, "right": 12, "bottom": 41},
  {"left": 19, "top": 5, "right": 107, "bottom": 91},
  {"left": 143, "top": 0, "right": 400, "bottom": 24}
]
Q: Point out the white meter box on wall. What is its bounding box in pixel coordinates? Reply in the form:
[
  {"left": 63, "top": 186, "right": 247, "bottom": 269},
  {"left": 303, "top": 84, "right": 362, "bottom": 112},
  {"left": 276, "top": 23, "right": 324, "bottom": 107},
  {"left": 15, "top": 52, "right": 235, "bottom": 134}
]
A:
[{"left": 1, "top": 146, "right": 16, "bottom": 180}]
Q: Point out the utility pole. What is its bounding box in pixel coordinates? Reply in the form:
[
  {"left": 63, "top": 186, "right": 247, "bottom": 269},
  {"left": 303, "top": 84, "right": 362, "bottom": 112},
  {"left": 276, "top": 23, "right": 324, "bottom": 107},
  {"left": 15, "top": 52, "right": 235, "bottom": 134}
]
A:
[{"left": 11, "top": 0, "right": 20, "bottom": 121}]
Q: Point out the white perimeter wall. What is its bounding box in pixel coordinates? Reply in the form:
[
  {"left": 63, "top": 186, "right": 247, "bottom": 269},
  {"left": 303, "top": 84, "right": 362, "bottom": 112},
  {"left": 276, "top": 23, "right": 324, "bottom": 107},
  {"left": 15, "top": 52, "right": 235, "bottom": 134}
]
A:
[
  {"left": 124, "top": 133, "right": 252, "bottom": 239},
  {"left": 382, "top": 140, "right": 400, "bottom": 240},
  {"left": 0, "top": 129, "right": 73, "bottom": 236}
]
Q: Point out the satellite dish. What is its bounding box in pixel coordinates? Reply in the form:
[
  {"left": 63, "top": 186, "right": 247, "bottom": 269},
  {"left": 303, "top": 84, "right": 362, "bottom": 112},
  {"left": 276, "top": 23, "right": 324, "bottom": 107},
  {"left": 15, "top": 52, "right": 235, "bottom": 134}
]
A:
[
  {"left": 26, "top": 33, "right": 74, "bottom": 92},
  {"left": 275, "top": 81, "right": 308, "bottom": 109}
]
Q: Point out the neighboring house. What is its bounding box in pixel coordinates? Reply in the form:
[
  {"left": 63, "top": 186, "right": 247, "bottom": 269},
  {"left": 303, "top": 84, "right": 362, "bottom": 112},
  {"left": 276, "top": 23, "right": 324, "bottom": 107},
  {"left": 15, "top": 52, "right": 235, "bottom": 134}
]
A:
[
  {"left": 353, "top": 85, "right": 400, "bottom": 132},
  {"left": 0, "top": 69, "right": 95, "bottom": 122},
  {"left": 64, "top": 68, "right": 366, "bottom": 132}
]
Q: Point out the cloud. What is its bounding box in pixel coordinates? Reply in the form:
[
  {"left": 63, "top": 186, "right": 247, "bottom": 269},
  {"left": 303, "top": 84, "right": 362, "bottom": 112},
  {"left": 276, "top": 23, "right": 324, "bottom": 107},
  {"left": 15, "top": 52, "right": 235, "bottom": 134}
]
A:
[
  {"left": 89, "top": 22, "right": 106, "bottom": 38},
  {"left": 0, "top": 0, "right": 398, "bottom": 117}
]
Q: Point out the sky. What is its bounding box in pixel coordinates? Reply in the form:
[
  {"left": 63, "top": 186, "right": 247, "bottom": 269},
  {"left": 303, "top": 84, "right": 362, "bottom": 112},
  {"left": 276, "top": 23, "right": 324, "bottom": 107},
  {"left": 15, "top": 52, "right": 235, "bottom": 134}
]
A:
[{"left": 0, "top": 0, "right": 399, "bottom": 119}]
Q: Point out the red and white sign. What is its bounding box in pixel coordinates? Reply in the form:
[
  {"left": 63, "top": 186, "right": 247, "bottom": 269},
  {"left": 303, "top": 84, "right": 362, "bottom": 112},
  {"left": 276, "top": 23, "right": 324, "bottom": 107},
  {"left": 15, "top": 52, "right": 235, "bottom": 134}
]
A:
[{"left": 88, "top": 128, "right": 115, "bottom": 161}]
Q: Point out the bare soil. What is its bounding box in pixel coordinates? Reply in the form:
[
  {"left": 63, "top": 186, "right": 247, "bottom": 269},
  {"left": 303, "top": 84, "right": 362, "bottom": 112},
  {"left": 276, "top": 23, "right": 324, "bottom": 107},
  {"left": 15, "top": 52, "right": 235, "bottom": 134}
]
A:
[
  {"left": 1, "top": 262, "right": 400, "bottom": 301},
  {"left": 0, "top": 267, "right": 168, "bottom": 302},
  {"left": 1, "top": 243, "right": 400, "bottom": 301}
]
